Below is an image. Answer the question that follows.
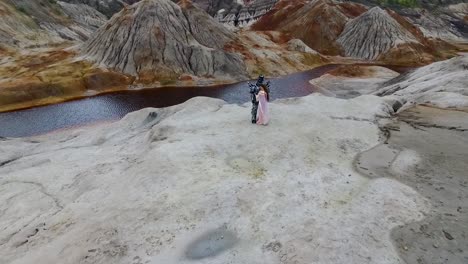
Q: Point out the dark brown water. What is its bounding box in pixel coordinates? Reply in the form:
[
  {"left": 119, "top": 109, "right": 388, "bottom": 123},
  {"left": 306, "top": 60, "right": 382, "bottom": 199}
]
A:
[
  {"left": 0, "top": 65, "right": 340, "bottom": 137},
  {"left": 0, "top": 64, "right": 413, "bottom": 138}
]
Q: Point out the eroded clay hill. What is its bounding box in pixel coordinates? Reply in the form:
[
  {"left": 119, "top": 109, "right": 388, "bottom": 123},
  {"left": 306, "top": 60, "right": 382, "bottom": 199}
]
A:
[
  {"left": 251, "top": 0, "right": 368, "bottom": 55},
  {"left": 0, "top": 0, "right": 107, "bottom": 48},
  {"left": 81, "top": 0, "right": 248, "bottom": 82},
  {"left": 337, "top": 7, "right": 419, "bottom": 60},
  {"left": 338, "top": 7, "right": 459, "bottom": 64},
  {"left": 60, "top": 0, "right": 141, "bottom": 17}
]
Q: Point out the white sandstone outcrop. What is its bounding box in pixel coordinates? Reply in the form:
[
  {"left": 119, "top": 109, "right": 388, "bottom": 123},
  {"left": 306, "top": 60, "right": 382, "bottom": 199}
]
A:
[
  {"left": 0, "top": 95, "right": 430, "bottom": 264},
  {"left": 375, "top": 54, "right": 468, "bottom": 110},
  {"left": 310, "top": 54, "right": 468, "bottom": 110},
  {"left": 310, "top": 65, "right": 399, "bottom": 98}
]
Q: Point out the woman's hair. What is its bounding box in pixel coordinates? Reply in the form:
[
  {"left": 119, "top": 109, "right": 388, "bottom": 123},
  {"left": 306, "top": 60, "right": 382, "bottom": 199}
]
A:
[{"left": 260, "top": 84, "right": 270, "bottom": 101}]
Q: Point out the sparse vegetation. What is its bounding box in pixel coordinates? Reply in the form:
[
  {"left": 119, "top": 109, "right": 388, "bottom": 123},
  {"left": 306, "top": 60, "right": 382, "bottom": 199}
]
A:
[
  {"left": 17, "top": 6, "right": 28, "bottom": 15},
  {"left": 302, "top": 53, "right": 326, "bottom": 66},
  {"left": 377, "top": 0, "right": 420, "bottom": 8},
  {"left": 160, "top": 79, "right": 177, "bottom": 86}
]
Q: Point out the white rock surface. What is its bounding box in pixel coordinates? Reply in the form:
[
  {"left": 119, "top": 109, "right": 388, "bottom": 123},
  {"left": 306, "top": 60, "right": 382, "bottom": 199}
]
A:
[
  {"left": 0, "top": 95, "right": 429, "bottom": 264},
  {"left": 310, "top": 66, "right": 399, "bottom": 98},
  {"left": 375, "top": 54, "right": 468, "bottom": 110},
  {"left": 407, "top": 8, "right": 466, "bottom": 41}
]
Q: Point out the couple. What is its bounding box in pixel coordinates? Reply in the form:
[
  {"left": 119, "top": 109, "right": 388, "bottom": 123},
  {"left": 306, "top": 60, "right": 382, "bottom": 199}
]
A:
[{"left": 249, "top": 75, "right": 270, "bottom": 125}]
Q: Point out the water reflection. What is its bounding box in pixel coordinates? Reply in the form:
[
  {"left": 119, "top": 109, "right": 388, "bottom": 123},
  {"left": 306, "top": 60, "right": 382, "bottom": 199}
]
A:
[{"left": 0, "top": 64, "right": 353, "bottom": 137}]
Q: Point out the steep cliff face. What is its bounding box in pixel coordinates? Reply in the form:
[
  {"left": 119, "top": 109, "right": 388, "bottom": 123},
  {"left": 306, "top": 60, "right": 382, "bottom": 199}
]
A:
[{"left": 81, "top": 0, "right": 248, "bottom": 82}]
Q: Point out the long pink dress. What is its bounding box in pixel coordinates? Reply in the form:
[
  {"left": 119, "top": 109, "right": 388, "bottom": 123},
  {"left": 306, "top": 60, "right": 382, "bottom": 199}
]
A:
[{"left": 256, "top": 90, "right": 269, "bottom": 125}]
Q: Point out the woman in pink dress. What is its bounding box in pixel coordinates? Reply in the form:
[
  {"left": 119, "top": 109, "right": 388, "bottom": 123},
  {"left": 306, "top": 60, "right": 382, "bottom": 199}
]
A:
[{"left": 256, "top": 84, "right": 270, "bottom": 125}]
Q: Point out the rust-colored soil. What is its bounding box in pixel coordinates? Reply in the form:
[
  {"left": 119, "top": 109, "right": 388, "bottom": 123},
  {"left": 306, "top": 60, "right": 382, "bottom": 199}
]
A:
[
  {"left": 336, "top": 2, "right": 367, "bottom": 17},
  {"left": 328, "top": 65, "right": 369, "bottom": 77},
  {"left": 387, "top": 9, "right": 427, "bottom": 44},
  {"left": 251, "top": 0, "right": 367, "bottom": 56},
  {"left": 0, "top": 47, "right": 134, "bottom": 112},
  {"left": 377, "top": 43, "right": 435, "bottom": 66},
  {"left": 250, "top": 0, "right": 307, "bottom": 31}
]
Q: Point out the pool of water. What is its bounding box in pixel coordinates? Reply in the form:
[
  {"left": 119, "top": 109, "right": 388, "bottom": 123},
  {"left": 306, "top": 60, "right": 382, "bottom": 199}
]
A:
[{"left": 0, "top": 64, "right": 413, "bottom": 137}]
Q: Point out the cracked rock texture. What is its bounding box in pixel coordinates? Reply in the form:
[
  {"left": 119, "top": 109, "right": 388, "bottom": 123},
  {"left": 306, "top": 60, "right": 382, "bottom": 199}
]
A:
[
  {"left": 81, "top": 0, "right": 248, "bottom": 81},
  {"left": 0, "top": 94, "right": 430, "bottom": 264},
  {"left": 337, "top": 7, "right": 419, "bottom": 60}
]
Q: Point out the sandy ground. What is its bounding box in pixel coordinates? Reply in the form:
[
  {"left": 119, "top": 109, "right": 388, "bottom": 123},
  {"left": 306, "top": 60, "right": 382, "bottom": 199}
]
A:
[{"left": 356, "top": 106, "right": 468, "bottom": 264}]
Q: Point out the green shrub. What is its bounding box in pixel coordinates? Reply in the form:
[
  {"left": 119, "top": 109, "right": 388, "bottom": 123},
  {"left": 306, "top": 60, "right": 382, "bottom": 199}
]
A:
[{"left": 17, "top": 6, "right": 28, "bottom": 15}]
